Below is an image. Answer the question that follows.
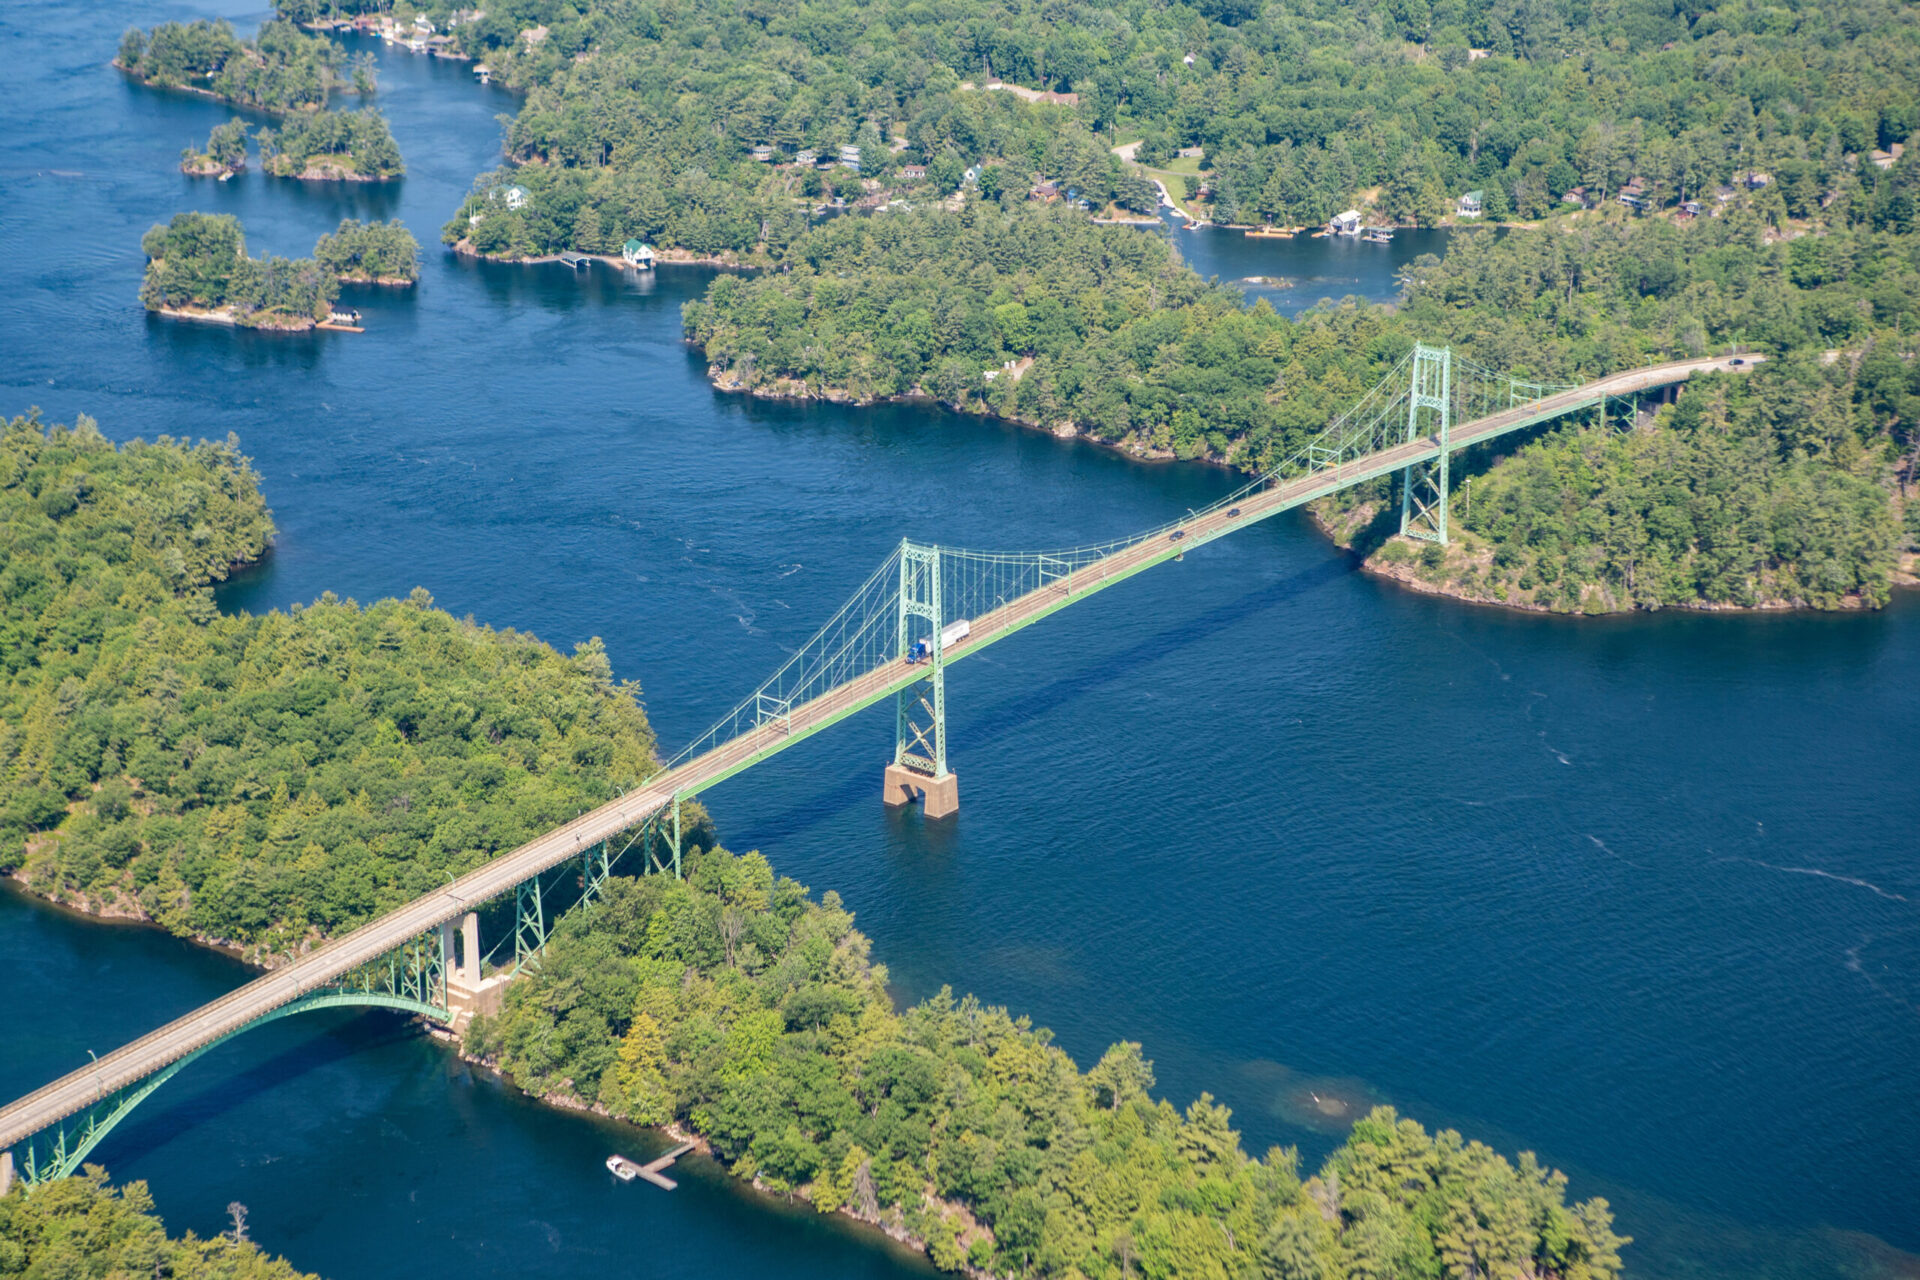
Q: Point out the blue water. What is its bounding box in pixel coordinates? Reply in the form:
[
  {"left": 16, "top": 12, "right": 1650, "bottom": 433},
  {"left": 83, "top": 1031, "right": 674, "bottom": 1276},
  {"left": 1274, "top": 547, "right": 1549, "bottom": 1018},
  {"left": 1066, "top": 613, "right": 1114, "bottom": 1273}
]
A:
[{"left": 2, "top": 2, "right": 1916, "bottom": 1278}]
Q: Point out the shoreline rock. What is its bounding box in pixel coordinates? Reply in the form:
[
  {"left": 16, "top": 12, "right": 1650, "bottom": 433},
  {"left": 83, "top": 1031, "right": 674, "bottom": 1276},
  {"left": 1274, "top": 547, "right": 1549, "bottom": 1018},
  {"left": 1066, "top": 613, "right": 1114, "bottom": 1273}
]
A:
[
  {"left": 1308, "top": 498, "right": 1910, "bottom": 615},
  {"left": 180, "top": 156, "right": 243, "bottom": 178},
  {"left": 449, "top": 238, "right": 755, "bottom": 269},
  {"left": 705, "top": 363, "right": 1235, "bottom": 472},
  {"left": 151, "top": 303, "right": 317, "bottom": 331},
  {"left": 265, "top": 157, "right": 400, "bottom": 182}
]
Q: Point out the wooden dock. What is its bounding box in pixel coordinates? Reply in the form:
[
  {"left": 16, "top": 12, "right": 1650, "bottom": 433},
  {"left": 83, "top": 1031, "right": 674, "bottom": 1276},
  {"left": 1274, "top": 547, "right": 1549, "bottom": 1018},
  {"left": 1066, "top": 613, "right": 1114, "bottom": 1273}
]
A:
[{"left": 610, "top": 1141, "right": 696, "bottom": 1190}]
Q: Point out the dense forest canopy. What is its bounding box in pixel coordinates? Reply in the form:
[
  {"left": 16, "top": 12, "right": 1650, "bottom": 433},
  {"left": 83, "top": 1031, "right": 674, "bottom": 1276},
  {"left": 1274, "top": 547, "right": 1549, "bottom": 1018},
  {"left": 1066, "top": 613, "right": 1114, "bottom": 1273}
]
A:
[
  {"left": 314, "top": 218, "right": 422, "bottom": 281},
  {"left": 259, "top": 108, "right": 405, "bottom": 178},
  {"left": 0, "top": 1170, "right": 314, "bottom": 1280},
  {"left": 117, "top": 18, "right": 366, "bottom": 112},
  {"left": 139, "top": 212, "right": 339, "bottom": 327},
  {"left": 271, "top": 0, "right": 1920, "bottom": 256},
  {"left": 0, "top": 414, "right": 657, "bottom": 955},
  {"left": 475, "top": 848, "right": 1629, "bottom": 1279}
]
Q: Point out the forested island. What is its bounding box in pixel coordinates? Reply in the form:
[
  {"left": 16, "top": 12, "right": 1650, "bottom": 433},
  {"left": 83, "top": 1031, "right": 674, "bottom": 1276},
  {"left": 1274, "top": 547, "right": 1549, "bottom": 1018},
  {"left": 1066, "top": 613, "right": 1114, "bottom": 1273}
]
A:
[
  {"left": 180, "top": 119, "right": 249, "bottom": 178},
  {"left": 117, "top": 18, "right": 369, "bottom": 112},
  {"left": 314, "top": 219, "right": 420, "bottom": 283},
  {"left": 683, "top": 200, "right": 1919, "bottom": 611},
  {"left": 0, "top": 1171, "right": 313, "bottom": 1279},
  {"left": 259, "top": 109, "right": 403, "bottom": 180},
  {"left": 139, "top": 213, "right": 426, "bottom": 324},
  {"left": 2, "top": 412, "right": 1628, "bottom": 1276},
  {"left": 139, "top": 212, "right": 337, "bottom": 330}
]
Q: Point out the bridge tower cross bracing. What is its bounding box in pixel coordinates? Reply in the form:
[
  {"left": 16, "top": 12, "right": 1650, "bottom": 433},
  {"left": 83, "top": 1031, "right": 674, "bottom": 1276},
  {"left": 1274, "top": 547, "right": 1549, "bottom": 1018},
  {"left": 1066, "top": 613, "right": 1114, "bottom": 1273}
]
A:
[
  {"left": 1399, "top": 342, "right": 1452, "bottom": 545},
  {"left": 885, "top": 540, "right": 958, "bottom": 817}
]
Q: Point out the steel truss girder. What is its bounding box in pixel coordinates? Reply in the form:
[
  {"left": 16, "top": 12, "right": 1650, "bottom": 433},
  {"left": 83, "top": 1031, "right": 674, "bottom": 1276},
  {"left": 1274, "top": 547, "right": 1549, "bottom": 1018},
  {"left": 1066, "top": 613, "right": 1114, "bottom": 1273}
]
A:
[{"left": 514, "top": 873, "right": 546, "bottom": 975}]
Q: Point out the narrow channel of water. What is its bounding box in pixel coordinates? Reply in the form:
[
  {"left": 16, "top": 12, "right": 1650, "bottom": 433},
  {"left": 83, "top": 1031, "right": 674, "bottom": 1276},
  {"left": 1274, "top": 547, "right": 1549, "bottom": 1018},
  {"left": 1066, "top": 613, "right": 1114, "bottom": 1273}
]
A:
[{"left": 2, "top": 3, "right": 1916, "bottom": 1278}]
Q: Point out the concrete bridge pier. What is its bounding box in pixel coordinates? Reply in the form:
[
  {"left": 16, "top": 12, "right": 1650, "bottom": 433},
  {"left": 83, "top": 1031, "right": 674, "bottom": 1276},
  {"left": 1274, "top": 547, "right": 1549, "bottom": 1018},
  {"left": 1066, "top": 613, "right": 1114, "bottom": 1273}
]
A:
[
  {"left": 438, "top": 911, "right": 502, "bottom": 1035},
  {"left": 883, "top": 763, "right": 958, "bottom": 819},
  {"left": 2, "top": 1149, "right": 13, "bottom": 1197}
]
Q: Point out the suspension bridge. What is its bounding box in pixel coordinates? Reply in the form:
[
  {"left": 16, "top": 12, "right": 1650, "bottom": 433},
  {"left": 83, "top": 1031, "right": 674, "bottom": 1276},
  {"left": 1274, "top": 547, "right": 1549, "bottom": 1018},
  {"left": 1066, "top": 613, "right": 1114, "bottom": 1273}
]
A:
[{"left": 0, "top": 346, "right": 1758, "bottom": 1191}]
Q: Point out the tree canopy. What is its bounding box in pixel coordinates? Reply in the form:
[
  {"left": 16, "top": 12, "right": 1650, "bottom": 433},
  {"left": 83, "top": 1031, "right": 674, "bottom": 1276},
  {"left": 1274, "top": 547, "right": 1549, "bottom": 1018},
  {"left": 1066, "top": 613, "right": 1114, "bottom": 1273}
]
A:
[
  {"left": 0, "top": 413, "right": 657, "bottom": 956},
  {"left": 263, "top": 0, "right": 1920, "bottom": 256},
  {"left": 259, "top": 109, "right": 404, "bottom": 179},
  {"left": 314, "top": 219, "right": 421, "bottom": 282},
  {"left": 0, "top": 1169, "right": 314, "bottom": 1280},
  {"left": 118, "top": 18, "right": 352, "bottom": 113}
]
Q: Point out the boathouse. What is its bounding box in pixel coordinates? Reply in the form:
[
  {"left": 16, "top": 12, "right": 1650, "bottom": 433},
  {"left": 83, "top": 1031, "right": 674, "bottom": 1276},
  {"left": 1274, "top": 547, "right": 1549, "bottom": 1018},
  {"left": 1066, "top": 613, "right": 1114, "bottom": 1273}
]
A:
[
  {"left": 1329, "top": 209, "right": 1363, "bottom": 236},
  {"left": 622, "top": 239, "right": 656, "bottom": 269}
]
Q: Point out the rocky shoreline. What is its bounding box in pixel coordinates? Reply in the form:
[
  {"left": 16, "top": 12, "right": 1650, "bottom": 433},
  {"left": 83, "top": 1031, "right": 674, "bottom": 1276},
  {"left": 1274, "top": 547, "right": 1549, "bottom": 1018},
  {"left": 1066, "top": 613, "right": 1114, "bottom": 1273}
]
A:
[
  {"left": 1310, "top": 498, "right": 1918, "bottom": 614},
  {"left": 265, "top": 158, "right": 398, "bottom": 182},
  {"left": 180, "top": 155, "right": 242, "bottom": 179},
  {"left": 705, "top": 363, "right": 1220, "bottom": 468},
  {"left": 450, "top": 238, "right": 757, "bottom": 269},
  {"left": 151, "top": 303, "right": 318, "bottom": 331}
]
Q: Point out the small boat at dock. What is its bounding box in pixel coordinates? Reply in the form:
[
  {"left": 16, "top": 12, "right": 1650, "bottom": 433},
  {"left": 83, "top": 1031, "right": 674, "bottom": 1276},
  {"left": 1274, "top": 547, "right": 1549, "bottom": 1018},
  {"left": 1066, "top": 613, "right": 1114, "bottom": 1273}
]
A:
[
  {"left": 607, "top": 1155, "right": 640, "bottom": 1181},
  {"left": 1362, "top": 226, "right": 1395, "bottom": 243}
]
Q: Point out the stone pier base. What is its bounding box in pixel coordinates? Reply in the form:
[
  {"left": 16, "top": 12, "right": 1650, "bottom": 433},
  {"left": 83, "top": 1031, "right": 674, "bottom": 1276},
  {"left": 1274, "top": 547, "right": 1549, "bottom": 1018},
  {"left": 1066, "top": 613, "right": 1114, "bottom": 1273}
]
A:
[
  {"left": 447, "top": 973, "right": 508, "bottom": 1038},
  {"left": 883, "top": 763, "right": 959, "bottom": 819},
  {"left": 2, "top": 1150, "right": 13, "bottom": 1197}
]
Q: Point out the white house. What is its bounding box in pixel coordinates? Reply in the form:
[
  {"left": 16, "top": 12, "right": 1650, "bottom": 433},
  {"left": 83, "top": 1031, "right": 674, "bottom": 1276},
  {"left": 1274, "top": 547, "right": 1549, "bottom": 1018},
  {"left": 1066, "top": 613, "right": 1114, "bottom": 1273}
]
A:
[
  {"left": 1330, "top": 209, "right": 1363, "bottom": 236},
  {"left": 503, "top": 185, "right": 529, "bottom": 210}
]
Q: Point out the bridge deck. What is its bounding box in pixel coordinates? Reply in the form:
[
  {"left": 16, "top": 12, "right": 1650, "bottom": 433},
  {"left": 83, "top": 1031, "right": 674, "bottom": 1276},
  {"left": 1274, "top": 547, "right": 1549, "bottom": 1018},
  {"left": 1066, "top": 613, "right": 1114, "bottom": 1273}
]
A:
[{"left": 0, "top": 353, "right": 1753, "bottom": 1154}]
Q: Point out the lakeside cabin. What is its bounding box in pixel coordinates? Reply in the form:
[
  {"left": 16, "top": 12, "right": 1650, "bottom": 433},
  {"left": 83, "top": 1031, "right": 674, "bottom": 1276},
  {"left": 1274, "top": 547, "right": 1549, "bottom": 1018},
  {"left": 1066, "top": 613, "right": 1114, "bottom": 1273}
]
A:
[
  {"left": 622, "top": 239, "right": 656, "bottom": 269},
  {"left": 1329, "top": 209, "right": 1363, "bottom": 237},
  {"left": 1457, "top": 190, "right": 1483, "bottom": 218}
]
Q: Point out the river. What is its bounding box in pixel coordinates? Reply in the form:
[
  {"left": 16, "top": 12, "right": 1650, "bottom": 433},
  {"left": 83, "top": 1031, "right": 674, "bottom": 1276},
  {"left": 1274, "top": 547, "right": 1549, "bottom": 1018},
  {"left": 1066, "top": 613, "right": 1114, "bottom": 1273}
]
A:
[{"left": 2, "top": 2, "right": 1916, "bottom": 1277}]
